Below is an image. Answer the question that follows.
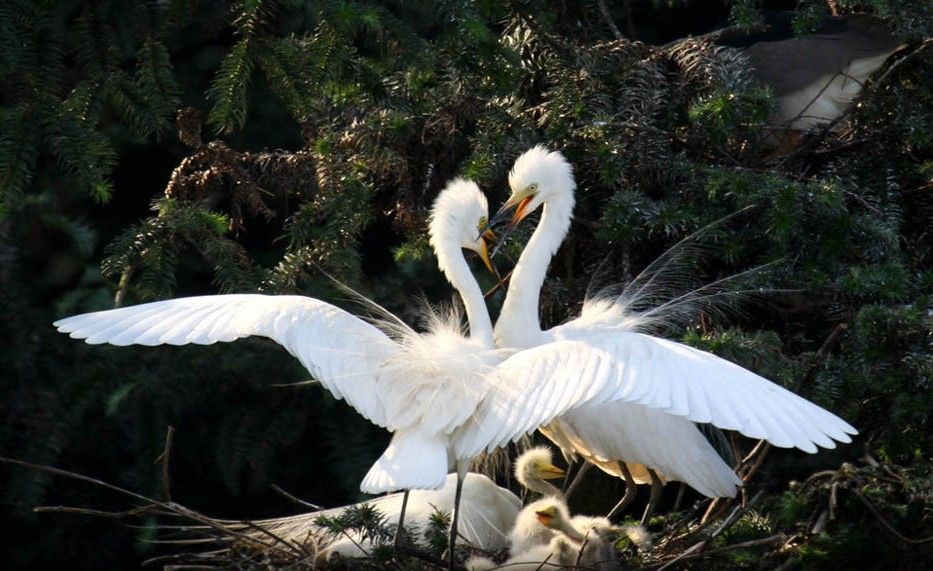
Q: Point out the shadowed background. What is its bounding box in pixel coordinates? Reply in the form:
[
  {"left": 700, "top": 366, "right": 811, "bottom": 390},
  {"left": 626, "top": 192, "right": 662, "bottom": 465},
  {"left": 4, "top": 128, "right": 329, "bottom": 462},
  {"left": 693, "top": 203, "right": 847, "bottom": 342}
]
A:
[{"left": 1, "top": 1, "right": 930, "bottom": 569}]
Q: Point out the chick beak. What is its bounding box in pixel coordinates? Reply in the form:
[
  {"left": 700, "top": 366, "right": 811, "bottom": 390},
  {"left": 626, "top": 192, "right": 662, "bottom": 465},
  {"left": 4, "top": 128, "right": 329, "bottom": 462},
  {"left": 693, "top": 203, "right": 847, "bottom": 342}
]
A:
[
  {"left": 539, "top": 463, "right": 566, "bottom": 479},
  {"left": 535, "top": 510, "right": 554, "bottom": 527},
  {"left": 475, "top": 239, "right": 496, "bottom": 274}
]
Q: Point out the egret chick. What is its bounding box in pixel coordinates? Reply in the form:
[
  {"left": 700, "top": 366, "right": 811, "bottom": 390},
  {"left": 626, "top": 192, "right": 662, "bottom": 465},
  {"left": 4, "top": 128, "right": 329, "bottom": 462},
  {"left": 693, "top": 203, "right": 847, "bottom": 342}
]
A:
[{"left": 514, "top": 445, "right": 566, "bottom": 497}]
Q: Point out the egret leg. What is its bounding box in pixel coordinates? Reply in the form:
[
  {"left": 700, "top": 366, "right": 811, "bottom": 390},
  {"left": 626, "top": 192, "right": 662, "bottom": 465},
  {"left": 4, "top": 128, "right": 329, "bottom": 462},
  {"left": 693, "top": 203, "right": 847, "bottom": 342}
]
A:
[
  {"left": 672, "top": 482, "right": 686, "bottom": 513},
  {"left": 640, "top": 469, "right": 663, "bottom": 525},
  {"left": 447, "top": 473, "right": 464, "bottom": 570},
  {"left": 606, "top": 462, "right": 637, "bottom": 520},
  {"left": 564, "top": 461, "right": 591, "bottom": 499},
  {"left": 393, "top": 490, "right": 410, "bottom": 549}
]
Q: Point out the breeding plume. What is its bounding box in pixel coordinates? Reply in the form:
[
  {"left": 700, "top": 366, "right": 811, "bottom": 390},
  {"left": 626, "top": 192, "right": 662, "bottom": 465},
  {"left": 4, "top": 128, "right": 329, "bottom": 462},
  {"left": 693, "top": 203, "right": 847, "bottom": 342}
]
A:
[{"left": 458, "top": 146, "right": 857, "bottom": 514}]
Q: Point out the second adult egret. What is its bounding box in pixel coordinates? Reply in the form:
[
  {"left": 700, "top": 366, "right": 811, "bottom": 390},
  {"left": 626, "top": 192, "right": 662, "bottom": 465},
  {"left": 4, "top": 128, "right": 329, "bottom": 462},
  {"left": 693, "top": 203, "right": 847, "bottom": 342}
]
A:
[{"left": 457, "top": 146, "right": 857, "bottom": 520}]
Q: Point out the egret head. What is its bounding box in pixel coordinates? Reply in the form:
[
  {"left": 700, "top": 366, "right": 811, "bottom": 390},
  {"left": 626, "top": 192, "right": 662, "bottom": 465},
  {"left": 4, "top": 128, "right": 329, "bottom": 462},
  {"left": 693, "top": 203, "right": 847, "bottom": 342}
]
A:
[
  {"left": 429, "top": 178, "right": 495, "bottom": 273},
  {"left": 501, "top": 145, "right": 575, "bottom": 226},
  {"left": 515, "top": 446, "right": 566, "bottom": 488},
  {"left": 534, "top": 502, "right": 570, "bottom": 530}
]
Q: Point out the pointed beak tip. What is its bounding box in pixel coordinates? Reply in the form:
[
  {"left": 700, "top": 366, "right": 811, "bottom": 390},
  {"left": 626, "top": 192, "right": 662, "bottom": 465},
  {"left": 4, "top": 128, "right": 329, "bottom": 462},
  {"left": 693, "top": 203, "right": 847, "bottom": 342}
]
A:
[
  {"left": 540, "top": 465, "right": 566, "bottom": 479},
  {"left": 478, "top": 241, "right": 495, "bottom": 274}
]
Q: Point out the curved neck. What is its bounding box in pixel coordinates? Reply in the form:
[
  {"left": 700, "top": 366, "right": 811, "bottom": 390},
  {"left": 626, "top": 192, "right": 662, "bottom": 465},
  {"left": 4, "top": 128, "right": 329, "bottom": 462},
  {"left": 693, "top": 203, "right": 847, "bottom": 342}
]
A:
[
  {"left": 436, "top": 243, "right": 494, "bottom": 347},
  {"left": 525, "top": 477, "right": 563, "bottom": 498},
  {"left": 555, "top": 518, "right": 585, "bottom": 542},
  {"left": 495, "top": 196, "right": 574, "bottom": 347}
]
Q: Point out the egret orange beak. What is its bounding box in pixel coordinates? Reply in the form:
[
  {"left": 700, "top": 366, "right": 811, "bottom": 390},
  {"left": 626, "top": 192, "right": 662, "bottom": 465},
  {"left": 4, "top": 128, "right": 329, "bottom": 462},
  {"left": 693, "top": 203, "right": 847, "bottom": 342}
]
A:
[
  {"left": 510, "top": 195, "right": 535, "bottom": 226},
  {"left": 496, "top": 193, "right": 535, "bottom": 227},
  {"left": 487, "top": 193, "right": 536, "bottom": 258},
  {"left": 538, "top": 463, "right": 566, "bottom": 479},
  {"left": 482, "top": 228, "right": 497, "bottom": 242}
]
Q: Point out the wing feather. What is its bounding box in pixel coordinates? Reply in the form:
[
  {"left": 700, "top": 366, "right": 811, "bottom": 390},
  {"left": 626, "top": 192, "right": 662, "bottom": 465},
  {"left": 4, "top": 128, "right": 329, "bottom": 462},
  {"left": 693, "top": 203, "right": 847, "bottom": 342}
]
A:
[
  {"left": 55, "top": 295, "right": 399, "bottom": 427},
  {"left": 456, "top": 331, "right": 855, "bottom": 457}
]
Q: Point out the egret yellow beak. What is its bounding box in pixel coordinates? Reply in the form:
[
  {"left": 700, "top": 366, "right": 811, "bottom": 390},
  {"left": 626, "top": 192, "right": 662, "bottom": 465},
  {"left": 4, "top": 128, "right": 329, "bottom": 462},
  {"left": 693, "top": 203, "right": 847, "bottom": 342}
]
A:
[
  {"left": 482, "top": 228, "right": 497, "bottom": 242},
  {"left": 537, "top": 463, "right": 566, "bottom": 479},
  {"left": 476, "top": 239, "right": 495, "bottom": 274}
]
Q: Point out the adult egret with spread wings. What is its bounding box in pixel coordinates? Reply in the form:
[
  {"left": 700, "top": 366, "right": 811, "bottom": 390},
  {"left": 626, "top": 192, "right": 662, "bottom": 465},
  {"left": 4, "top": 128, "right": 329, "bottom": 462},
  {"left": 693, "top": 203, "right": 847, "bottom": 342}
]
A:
[
  {"left": 55, "top": 178, "right": 504, "bottom": 563},
  {"left": 458, "top": 146, "right": 856, "bottom": 519}
]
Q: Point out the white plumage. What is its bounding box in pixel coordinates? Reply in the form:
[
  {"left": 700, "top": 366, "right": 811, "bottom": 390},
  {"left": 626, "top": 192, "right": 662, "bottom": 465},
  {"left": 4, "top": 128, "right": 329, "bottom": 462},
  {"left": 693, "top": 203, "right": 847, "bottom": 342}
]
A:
[
  {"left": 266, "top": 473, "right": 520, "bottom": 559},
  {"left": 500, "top": 496, "right": 622, "bottom": 570},
  {"left": 506, "top": 497, "right": 574, "bottom": 559},
  {"left": 55, "top": 150, "right": 857, "bottom": 538},
  {"left": 55, "top": 179, "right": 504, "bottom": 495},
  {"left": 457, "top": 146, "right": 856, "bottom": 505}
]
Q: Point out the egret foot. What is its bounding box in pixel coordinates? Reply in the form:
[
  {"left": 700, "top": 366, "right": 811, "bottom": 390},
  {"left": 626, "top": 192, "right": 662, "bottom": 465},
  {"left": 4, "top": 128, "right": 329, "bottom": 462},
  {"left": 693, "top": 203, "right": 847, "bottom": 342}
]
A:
[
  {"left": 640, "top": 468, "right": 663, "bottom": 525},
  {"left": 393, "top": 490, "right": 410, "bottom": 549},
  {"left": 607, "top": 462, "right": 638, "bottom": 520}
]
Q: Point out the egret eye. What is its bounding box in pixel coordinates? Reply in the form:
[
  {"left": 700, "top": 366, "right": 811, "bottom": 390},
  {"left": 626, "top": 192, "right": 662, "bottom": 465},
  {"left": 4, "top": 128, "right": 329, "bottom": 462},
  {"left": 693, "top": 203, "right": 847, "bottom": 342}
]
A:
[
  {"left": 528, "top": 183, "right": 539, "bottom": 193},
  {"left": 476, "top": 216, "right": 487, "bottom": 231}
]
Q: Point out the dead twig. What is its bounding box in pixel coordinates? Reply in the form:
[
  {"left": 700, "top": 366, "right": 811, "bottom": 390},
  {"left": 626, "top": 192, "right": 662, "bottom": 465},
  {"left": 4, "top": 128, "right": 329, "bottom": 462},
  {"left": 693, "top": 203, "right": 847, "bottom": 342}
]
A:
[
  {"left": 484, "top": 269, "right": 514, "bottom": 299},
  {"left": 852, "top": 491, "right": 933, "bottom": 545},
  {"left": 595, "top": 0, "right": 623, "bottom": 39},
  {"left": 270, "top": 484, "right": 324, "bottom": 511},
  {"left": 654, "top": 533, "right": 787, "bottom": 570},
  {"left": 153, "top": 425, "right": 175, "bottom": 503},
  {"left": 0, "top": 456, "right": 304, "bottom": 559}
]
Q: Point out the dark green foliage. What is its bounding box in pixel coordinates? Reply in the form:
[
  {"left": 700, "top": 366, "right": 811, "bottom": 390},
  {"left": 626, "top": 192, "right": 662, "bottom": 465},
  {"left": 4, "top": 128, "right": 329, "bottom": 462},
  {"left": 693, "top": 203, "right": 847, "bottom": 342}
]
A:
[{"left": 1, "top": 0, "right": 930, "bottom": 569}]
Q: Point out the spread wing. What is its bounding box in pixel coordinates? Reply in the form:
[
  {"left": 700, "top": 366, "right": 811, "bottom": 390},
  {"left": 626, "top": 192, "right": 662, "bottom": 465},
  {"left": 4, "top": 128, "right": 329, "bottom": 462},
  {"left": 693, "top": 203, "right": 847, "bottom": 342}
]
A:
[
  {"left": 455, "top": 330, "right": 856, "bottom": 457},
  {"left": 54, "top": 294, "right": 400, "bottom": 428}
]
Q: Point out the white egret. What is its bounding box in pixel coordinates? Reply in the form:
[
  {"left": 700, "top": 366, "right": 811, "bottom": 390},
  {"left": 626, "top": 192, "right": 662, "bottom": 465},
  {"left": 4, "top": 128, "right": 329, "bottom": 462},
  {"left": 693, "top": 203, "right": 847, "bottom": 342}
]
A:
[
  {"left": 499, "top": 497, "right": 577, "bottom": 565},
  {"left": 513, "top": 445, "right": 566, "bottom": 498},
  {"left": 486, "top": 496, "right": 624, "bottom": 571},
  {"left": 54, "top": 178, "right": 505, "bottom": 563},
  {"left": 216, "top": 472, "right": 521, "bottom": 561},
  {"left": 508, "top": 448, "right": 567, "bottom": 555},
  {"left": 534, "top": 504, "right": 621, "bottom": 571},
  {"left": 455, "top": 145, "right": 857, "bottom": 521},
  {"left": 200, "top": 446, "right": 571, "bottom": 563}
]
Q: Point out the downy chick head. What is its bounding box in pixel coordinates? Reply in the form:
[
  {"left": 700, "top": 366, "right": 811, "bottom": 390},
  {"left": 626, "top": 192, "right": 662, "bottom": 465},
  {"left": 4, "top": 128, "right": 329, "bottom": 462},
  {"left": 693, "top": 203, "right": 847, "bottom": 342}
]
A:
[{"left": 515, "top": 446, "right": 566, "bottom": 488}]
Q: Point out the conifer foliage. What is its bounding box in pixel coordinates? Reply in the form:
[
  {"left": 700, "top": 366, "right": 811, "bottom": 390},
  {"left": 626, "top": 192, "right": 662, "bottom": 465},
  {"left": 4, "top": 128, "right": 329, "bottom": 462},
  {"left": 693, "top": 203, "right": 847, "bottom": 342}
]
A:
[{"left": 0, "top": 1, "right": 930, "bottom": 569}]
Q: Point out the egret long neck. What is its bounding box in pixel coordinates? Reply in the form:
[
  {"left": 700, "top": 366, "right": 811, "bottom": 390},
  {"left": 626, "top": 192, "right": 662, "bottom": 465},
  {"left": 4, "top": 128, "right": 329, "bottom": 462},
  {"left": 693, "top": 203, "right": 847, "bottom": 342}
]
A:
[
  {"left": 495, "top": 196, "right": 573, "bottom": 348},
  {"left": 525, "top": 476, "right": 563, "bottom": 498},
  {"left": 554, "top": 517, "right": 586, "bottom": 542},
  {"left": 437, "top": 244, "right": 494, "bottom": 347}
]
